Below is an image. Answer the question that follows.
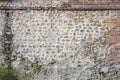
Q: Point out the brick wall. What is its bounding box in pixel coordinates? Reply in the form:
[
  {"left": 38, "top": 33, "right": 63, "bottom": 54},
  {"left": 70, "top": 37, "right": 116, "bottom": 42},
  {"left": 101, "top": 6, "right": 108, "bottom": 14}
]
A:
[
  {"left": 63, "top": 0, "right": 120, "bottom": 5},
  {"left": 0, "top": 0, "right": 119, "bottom": 9}
]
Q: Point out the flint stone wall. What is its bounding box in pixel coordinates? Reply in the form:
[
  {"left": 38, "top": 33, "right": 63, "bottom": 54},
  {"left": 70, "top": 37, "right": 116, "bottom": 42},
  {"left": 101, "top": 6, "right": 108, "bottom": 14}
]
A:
[{"left": 0, "top": 0, "right": 120, "bottom": 80}]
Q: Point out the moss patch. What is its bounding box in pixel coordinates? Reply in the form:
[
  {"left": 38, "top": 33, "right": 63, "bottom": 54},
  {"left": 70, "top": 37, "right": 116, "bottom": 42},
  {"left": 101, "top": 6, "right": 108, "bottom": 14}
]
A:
[{"left": 0, "top": 67, "right": 18, "bottom": 80}]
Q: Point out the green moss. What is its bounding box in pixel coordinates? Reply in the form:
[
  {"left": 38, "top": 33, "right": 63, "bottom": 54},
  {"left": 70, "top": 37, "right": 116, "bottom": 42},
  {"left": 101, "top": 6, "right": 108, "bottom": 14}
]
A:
[{"left": 0, "top": 67, "right": 18, "bottom": 80}]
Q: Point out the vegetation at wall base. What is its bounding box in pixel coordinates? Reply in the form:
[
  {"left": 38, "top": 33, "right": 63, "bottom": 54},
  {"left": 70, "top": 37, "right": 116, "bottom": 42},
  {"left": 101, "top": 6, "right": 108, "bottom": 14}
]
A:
[{"left": 0, "top": 67, "right": 18, "bottom": 80}]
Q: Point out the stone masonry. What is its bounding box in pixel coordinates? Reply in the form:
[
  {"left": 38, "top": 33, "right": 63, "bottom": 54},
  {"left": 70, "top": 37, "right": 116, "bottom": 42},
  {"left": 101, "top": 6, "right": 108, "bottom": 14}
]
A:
[{"left": 0, "top": 0, "right": 120, "bottom": 80}]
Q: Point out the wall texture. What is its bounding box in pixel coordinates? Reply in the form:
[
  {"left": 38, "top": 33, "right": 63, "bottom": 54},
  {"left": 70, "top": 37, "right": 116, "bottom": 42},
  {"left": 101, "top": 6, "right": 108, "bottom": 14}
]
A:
[{"left": 0, "top": 0, "right": 120, "bottom": 80}]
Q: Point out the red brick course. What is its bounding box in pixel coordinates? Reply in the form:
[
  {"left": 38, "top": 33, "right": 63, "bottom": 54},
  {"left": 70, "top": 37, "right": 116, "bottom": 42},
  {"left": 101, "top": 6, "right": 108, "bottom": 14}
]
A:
[{"left": 62, "top": 0, "right": 120, "bottom": 5}]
